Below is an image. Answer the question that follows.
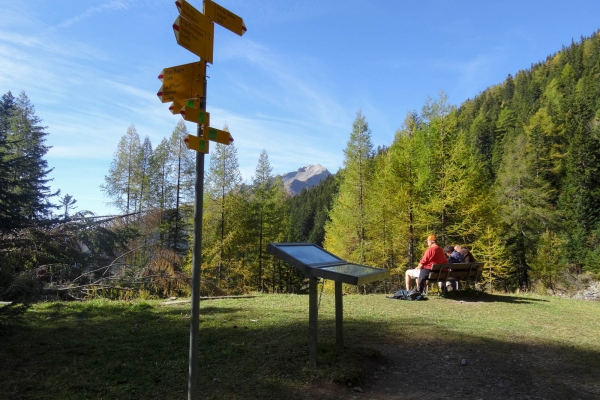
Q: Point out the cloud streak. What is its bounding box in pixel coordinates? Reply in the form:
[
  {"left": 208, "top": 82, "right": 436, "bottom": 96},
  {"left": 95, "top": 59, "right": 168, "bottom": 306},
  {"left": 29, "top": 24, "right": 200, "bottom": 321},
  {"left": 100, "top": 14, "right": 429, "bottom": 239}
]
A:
[{"left": 54, "top": 0, "right": 137, "bottom": 30}]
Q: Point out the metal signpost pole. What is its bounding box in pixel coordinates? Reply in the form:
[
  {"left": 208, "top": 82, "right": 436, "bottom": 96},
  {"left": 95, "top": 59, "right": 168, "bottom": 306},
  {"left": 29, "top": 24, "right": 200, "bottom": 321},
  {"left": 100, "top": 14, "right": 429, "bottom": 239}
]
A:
[
  {"left": 165, "top": 2, "right": 245, "bottom": 397},
  {"left": 308, "top": 276, "right": 318, "bottom": 365},
  {"left": 335, "top": 281, "right": 343, "bottom": 348},
  {"left": 188, "top": 64, "right": 207, "bottom": 400}
]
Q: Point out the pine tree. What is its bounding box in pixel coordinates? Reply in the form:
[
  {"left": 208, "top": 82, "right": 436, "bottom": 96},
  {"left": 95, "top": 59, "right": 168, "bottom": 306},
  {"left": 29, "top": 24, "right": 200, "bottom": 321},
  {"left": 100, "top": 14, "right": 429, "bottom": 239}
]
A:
[
  {"left": 59, "top": 193, "right": 77, "bottom": 221},
  {"left": 148, "top": 138, "right": 175, "bottom": 210},
  {"left": 250, "top": 149, "right": 275, "bottom": 291},
  {"left": 325, "top": 110, "right": 374, "bottom": 263},
  {"left": 263, "top": 175, "right": 290, "bottom": 292},
  {"left": 146, "top": 137, "right": 177, "bottom": 248},
  {"left": 136, "top": 136, "right": 153, "bottom": 214},
  {"left": 364, "top": 149, "right": 396, "bottom": 269},
  {"left": 0, "top": 91, "right": 18, "bottom": 228},
  {"left": 161, "top": 120, "right": 195, "bottom": 254},
  {"left": 494, "top": 134, "right": 554, "bottom": 288},
  {"left": 101, "top": 124, "right": 142, "bottom": 215},
  {"left": 287, "top": 174, "right": 339, "bottom": 247},
  {"left": 530, "top": 229, "right": 566, "bottom": 293},
  {"left": 387, "top": 111, "right": 423, "bottom": 269},
  {"left": 0, "top": 91, "right": 57, "bottom": 229},
  {"left": 475, "top": 225, "right": 513, "bottom": 292},
  {"left": 204, "top": 131, "right": 243, "bottom": 284}
]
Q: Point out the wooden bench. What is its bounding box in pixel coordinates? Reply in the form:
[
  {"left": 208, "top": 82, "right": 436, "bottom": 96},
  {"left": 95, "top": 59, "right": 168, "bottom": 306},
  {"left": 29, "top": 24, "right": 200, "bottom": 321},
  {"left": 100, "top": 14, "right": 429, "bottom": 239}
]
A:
[{"left": 424, "top": 262, "right": 484, "bottom": 294}]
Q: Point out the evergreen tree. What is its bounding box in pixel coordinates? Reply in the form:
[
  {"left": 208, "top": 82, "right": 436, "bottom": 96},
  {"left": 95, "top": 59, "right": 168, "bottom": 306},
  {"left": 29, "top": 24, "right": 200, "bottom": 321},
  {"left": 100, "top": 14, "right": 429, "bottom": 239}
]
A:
[
  {"left": 146, "top": 137, "right": 177, "bottom": 249},
  {"left": 135, "top": 136, "right": 153, "bottom": 214},
  {"left": 147, "top": 137, "right": 174, "bottom": 210},
  {"left": 325, "top": 110, "right": 374, "bottom": 263},
  {"left": 530, "top": 229, "right": 566, "bottom": 293},
  {"left": 204, "top": 132, "right": 243, "bottom": 285},
  {"left": 559, "top": 87, "right": 600, "bottom": 273},
  {"left": 494, "top": 134, "right": 554, "bottom": 288},
  {"left": 251, "top": 149, "right": 275, "bottom": 291},
  {"left": 263, "top": 175, "right": 290, "bottom": 292},
  {"left": 387, "top": 111, "right": 423, "bottom": 268},
  {"left": 475, "top": 225, "right": 513, "bottom": 292},
  {"left": 164, "top": 120, "right": 195, "bottom": 254},
  {"left": 287, "top": 174, "right": 339, "bottom": 247},
  {"left": 364, "top": 149, "right": 397, "bottom": 269},
  {"left": 0, "top": 91, "right": 57, "bottom": 229},
  {"left": 59, "top": 193, "right": 77, "bottom": 221},
  {"left": 0, "top": 91, "right": 18, "bottom": 228},
  {"left": 101, "top": 124, "right": 142, "bottom": 215}
]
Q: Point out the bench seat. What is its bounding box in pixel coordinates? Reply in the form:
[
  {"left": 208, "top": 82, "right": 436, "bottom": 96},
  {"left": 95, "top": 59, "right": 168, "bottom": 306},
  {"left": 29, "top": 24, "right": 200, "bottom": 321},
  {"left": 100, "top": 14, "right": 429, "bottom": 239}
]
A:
[{"left": 425, "top": 262, "right": 484, "bottom": 293}]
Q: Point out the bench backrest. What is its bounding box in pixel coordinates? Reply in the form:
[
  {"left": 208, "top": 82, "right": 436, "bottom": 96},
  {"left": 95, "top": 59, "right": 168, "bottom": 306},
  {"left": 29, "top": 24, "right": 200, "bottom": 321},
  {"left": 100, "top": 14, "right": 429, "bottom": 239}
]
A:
[{"left": 427, "top": 262, "right": 484, "bottom": 281}]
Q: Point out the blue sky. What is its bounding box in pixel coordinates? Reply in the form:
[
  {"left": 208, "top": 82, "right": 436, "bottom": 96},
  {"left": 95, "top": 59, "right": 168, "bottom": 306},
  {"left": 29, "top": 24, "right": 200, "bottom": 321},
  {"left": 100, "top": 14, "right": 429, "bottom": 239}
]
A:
[{"left": 1, "top": 0, "right": 599, "bottom": 216}]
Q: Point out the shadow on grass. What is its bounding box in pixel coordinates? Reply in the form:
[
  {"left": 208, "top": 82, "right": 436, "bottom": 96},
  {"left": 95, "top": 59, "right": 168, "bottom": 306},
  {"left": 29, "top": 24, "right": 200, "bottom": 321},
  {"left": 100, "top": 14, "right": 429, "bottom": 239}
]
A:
[
  {"left": 428, "top": 290, "right": 551, "bottom": 304},
  {"left": 0, "top": 299, "right": 598, "bottom": 400}
]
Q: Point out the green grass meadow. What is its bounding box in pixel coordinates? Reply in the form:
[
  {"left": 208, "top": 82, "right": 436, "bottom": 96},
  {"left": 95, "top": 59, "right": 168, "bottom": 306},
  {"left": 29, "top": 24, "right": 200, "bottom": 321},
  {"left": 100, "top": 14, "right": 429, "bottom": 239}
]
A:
[{"left": 1, "top": 292, "right": 599, "bottom": 399}]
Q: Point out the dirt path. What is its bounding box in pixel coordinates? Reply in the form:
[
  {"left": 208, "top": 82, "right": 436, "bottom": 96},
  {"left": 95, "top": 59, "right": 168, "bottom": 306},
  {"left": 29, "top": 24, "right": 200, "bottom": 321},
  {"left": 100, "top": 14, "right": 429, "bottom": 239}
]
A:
[{"left": 306, "top": 340, "right": 600, "bottom": 400}]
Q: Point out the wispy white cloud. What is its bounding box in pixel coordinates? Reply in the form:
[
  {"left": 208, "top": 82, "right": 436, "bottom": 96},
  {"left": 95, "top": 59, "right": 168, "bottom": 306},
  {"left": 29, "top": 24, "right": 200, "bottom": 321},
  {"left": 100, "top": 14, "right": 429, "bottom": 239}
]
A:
[
  {"left": 219, "top": 38, "right": 351, "bottom": 130},
  {"left": 0, "top": 30, "right": 108, "bottom": 61},
  {"left": 207, "top": 106, "right": 344, "bottom": 181},
  {"left": 54, "top": 0, "right": 136, "bottom": 30},
  {"left": 49, "top": 144, "right": 114, "bottom": 159}
]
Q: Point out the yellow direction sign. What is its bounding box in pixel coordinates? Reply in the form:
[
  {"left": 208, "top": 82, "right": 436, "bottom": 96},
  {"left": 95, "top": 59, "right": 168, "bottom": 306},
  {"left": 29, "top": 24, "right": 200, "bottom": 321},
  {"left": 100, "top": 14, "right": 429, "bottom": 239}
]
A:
[
  {"left": 169, "top": 99, "right": 200, "bottom": 115},
  {"left": 204, "top": 0, "right": 247, "bottom": 36},
  {"left": 157, "top": 61, "right": 206, "bottom": 103},
  {"left": 184, "top": 134, "right": 209, "bottom": 153},
  {"left": 176, "top": 0, "right": 205, "bottom": 28},
  {"left": 180, "top": 106, "right": 210, "bottom": 126},
  {"left": 173, "top": 15, "right": 214, "bottom": 63},
  {"left": 206, "top": 127, "right": 234, "bottom": 145}
]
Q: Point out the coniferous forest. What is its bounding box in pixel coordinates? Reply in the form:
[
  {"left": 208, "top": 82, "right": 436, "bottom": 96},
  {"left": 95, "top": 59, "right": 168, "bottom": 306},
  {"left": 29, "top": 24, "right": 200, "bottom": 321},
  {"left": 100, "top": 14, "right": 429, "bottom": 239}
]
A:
[{"left": 2, "top": 32, "right": 600, "bottom": 301}]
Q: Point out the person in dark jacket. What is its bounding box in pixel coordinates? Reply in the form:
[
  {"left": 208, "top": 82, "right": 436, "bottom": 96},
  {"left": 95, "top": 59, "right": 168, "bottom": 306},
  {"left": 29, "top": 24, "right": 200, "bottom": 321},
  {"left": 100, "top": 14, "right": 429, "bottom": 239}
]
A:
[
  {"left": 444, "top": 245, "right": 465, "bottom": 263},
  {"left": 442, "top": 245, "right": 464, "bottom": 291},
  {"left": 454, "top": 245, "right": 475, "bottom": 263}
]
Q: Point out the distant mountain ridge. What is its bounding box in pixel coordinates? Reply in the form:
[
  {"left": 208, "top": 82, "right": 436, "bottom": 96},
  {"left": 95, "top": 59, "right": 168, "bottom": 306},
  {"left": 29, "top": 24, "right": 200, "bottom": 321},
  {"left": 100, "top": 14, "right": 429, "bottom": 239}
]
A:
[{"left": 281, "top": 164, "right": 331, "bottom": 195}]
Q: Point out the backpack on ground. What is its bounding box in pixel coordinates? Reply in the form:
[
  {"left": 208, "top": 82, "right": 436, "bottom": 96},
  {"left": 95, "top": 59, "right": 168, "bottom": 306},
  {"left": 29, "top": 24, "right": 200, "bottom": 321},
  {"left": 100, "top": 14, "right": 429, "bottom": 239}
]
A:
[{"left": 387, "top": 289, "right": 424, "bottom": 301}]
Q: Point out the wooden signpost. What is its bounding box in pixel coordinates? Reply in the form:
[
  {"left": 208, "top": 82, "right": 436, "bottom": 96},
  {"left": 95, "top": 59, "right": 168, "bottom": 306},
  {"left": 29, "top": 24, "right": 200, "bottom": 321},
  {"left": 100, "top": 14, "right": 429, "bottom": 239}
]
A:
[{"left": 157, "top": 1, "right": 246, "bottom": 399}]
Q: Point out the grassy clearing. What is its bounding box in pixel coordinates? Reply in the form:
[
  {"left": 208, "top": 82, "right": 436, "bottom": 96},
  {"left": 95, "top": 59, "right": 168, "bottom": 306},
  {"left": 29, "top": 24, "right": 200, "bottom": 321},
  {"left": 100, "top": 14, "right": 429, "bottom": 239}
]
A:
[{"left": 1, "top": 292, "right": 599, "bottom": 399}]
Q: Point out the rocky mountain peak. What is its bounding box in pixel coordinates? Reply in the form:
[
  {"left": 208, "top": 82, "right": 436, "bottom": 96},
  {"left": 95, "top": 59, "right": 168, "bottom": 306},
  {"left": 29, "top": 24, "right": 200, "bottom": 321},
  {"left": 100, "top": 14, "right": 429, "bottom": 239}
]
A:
[{"left": 281, "top": 164, "right": 331, "bottom": 195}]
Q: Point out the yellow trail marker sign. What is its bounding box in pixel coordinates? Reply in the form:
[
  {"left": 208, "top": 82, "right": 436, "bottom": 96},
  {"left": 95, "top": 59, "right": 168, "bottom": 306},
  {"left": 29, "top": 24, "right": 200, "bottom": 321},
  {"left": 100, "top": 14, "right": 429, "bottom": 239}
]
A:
[
  {"left": 204, "top": 0, "right": 247, "bottom": 36},
  {"left": 206, "top": 127, "right": 234, "bottom": 145},
  {"left": 157, "top": 61, "right": 206, "bottom": 103},
  {"left": 184, "top": 134, "right": 209, "bottom": 153},
  {"left": 172, "top": 15, "right": 214, "bottom": 63},
  {"left": 180, "top": 106, "right": 210, "bottom": 126},
  {"left": 169, "top": 99, "right": 200, "bottom": 115},
  {"left": 176, "top": 0, "right": 206, "bottom": 29}
]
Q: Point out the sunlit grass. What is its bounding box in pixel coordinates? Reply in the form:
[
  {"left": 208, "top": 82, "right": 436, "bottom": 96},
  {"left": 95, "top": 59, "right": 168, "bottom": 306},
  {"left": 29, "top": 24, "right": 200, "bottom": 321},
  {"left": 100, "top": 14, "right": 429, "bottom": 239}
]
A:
[{"left": 1, "top": 292, "right": 599, "bottom": 399}]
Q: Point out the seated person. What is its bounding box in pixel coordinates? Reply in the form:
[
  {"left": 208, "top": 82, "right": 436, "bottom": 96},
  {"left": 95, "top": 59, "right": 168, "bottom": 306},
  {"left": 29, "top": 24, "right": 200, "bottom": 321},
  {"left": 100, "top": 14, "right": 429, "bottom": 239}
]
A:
[
  {"left": 405, "top": 235, "right": 448, "bottom": 292},
  {"left": 454, "top": 245, "right": 475, "bottom": 263},
  {"left": 443, "top": 245, "right": 465, "bottom": 291},
  {"left": 445, "top": 245, "right": 465, "bottom": 264}
]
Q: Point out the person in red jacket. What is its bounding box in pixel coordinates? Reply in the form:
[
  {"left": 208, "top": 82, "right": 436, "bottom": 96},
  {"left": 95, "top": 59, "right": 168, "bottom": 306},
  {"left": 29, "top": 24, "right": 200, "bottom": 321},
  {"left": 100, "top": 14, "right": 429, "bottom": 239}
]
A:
[{"left": 405, "top": 234, "right": 448, "bottom": 292}]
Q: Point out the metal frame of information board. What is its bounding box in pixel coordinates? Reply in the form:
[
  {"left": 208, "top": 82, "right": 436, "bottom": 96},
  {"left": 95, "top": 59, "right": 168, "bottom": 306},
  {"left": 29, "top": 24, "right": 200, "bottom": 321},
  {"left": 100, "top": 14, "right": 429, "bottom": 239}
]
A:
[{"left": 266, "top": 242, "right": 390, "bottom": 364}]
